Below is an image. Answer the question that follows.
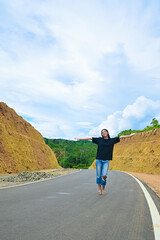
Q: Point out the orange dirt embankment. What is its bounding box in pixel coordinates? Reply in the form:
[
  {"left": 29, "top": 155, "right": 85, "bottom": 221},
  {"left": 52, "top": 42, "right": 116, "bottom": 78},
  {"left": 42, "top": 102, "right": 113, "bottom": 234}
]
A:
[
  {"left": 0, "top": 102, "right": 61, "bottom": 174},
  {"left": 111, "top": 129, "right": 160, "bottom": 174}
]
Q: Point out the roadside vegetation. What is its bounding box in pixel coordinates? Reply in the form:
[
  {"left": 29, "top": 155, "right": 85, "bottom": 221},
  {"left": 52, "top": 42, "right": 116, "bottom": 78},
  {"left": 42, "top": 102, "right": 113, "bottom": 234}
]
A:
[
  {"left": 44, "top": 138, "right": 97, "bottom": 169},
  {"left": 117, "top": 118, "right": 160, "bottom": 136}
]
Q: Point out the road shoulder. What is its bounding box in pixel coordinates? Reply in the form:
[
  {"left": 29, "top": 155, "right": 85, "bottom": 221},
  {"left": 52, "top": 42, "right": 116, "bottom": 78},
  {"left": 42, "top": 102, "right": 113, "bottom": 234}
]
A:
[
  {"left": 125, "top": 171, "right": 160, "bottom": 198},
  {"left": 0, "top": 169, "right": 79, "bottom": 189}
]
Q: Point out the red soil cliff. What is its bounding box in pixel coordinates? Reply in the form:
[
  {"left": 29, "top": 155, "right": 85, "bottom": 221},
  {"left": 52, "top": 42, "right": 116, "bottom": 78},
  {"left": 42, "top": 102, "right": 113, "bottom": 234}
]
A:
[{"left": 0, "top": 102, "right": 61, "bottom": 173}]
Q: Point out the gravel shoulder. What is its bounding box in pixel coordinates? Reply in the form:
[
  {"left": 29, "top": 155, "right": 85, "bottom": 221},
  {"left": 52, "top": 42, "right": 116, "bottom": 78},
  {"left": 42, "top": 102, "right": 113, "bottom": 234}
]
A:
[{"left": 0, "top": 169, "right": 79, "bottom": 188}]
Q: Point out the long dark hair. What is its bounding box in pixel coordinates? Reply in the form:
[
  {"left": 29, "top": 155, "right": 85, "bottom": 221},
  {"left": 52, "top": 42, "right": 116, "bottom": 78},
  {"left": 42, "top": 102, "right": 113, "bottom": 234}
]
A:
[{"left": 101, "top": 129, "right": 111, "bottom": 139}]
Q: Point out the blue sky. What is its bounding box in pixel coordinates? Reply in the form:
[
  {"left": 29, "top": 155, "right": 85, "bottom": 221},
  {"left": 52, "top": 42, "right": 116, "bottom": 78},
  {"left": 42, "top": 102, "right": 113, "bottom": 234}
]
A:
[{"left": 0, "top": 0, "right": 160, "bottom": 139}]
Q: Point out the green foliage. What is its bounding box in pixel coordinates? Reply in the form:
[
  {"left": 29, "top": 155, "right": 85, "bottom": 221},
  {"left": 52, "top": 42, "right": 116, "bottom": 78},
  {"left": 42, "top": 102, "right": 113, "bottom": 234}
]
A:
[
  {"left": 44, "top": 138, "right": 97, "bottom": 169},
  {"left": 150, "top": 118, "right": 159, "bottom": 127},
  {"left": 118, "top": 118, "right": 160, "bottom": 136},
  {"left": 117, "top": 129, "right": 134, "bottom": 136}
]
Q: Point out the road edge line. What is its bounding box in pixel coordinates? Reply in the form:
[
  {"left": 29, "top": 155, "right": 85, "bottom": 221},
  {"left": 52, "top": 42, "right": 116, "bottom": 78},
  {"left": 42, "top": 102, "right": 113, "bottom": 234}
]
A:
[{"left": 125, "top": 172, "right": 160, "bottom": 240}]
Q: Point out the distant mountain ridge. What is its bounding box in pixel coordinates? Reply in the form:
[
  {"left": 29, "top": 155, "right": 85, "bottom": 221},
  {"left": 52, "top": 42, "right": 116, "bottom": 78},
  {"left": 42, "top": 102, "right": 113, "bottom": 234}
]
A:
[{"left": 0, "top": 102, "right": 61, "bottom": 173}]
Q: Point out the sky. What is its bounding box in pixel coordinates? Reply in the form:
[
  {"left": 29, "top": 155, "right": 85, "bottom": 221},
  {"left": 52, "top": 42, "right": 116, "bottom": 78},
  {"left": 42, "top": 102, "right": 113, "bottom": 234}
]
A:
[{"left": 0, "top": 0, "right": 160, "bottom": 139}]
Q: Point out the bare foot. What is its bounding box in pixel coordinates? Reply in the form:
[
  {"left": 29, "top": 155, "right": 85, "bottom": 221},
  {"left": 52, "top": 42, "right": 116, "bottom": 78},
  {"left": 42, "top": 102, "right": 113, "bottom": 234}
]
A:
[
  {"left": 102, "top": 190, "right": 106, "bottom": 195},
  {"left": 97, "top": 190, "right": 102, "bottom": 195}
]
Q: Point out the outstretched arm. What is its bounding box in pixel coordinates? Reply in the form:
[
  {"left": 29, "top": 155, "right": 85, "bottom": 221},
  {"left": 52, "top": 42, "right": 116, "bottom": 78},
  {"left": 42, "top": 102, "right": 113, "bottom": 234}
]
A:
[
  {"left": 74, "top": 137, "right": 92, "bottom": 141},
  {"left": 119, "top": 133, "right": 136, "bottom": 139}
]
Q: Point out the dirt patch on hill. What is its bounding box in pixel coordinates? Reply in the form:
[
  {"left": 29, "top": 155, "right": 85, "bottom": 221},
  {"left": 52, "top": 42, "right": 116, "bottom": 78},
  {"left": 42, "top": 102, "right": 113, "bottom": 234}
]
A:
[
  {"left": 0, "top": 102, "right": 61, "bottom": 173},
  {"left": 110, "top": 129, "right": 160, "bottom": 174}
]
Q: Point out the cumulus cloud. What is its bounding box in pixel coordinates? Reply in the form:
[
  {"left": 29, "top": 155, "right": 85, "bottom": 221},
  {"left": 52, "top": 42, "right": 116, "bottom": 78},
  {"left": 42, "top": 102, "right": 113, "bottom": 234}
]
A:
[{"left": 89, "top": 96, "right": 160, "bottom": 137}]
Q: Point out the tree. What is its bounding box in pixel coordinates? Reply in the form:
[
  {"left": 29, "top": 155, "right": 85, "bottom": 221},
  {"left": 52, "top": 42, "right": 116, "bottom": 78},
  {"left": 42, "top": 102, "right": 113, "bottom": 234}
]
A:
[{"left": 150, "top": 118, "right": 159, "bottom": 127}]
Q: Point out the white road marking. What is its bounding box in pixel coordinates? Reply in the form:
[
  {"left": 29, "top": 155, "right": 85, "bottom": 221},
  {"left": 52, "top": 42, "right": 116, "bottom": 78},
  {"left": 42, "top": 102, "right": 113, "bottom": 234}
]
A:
[
  {"left": 56, "top": 192, "right": 71, "bottom": 195},
  {"left": 125, "top": 172, "right": 160, "bottom": 240}
]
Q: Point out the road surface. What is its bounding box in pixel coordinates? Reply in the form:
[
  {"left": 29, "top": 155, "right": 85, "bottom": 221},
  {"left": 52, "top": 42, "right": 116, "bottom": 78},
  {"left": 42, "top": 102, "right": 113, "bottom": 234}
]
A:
[{"left": 0, "top": 170, "right": 159, "bottom": 240}]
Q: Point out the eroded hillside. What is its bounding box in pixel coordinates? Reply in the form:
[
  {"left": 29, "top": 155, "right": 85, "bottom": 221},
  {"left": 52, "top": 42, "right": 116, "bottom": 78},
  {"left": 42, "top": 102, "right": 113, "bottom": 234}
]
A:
[
  {"left": 0, "top": 102, "right": 61, "bottom": 173},
  {"left": 90, "top": 130, "right": 160, "bottom": 174}
]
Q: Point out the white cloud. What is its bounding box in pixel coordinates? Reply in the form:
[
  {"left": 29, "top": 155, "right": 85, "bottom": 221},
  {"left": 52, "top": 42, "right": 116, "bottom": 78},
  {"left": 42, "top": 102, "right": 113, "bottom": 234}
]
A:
[
  {"left": 122, "top": 96, "right": 160, "bottom": 118},
  {"left": 89, "top": 96, "right": 160, "bottom": 137}
]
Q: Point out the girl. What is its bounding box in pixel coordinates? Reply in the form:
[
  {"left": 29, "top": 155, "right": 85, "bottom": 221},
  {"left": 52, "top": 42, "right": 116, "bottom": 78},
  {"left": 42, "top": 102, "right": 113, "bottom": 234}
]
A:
[{"left": 75, "top": 129, "right": 136, "bottom": 195}]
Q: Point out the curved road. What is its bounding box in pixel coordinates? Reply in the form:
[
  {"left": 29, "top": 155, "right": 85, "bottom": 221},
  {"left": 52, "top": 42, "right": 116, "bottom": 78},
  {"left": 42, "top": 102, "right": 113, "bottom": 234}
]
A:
[{"left": 0, "top": 170, "right": 159, "bottom": 240}]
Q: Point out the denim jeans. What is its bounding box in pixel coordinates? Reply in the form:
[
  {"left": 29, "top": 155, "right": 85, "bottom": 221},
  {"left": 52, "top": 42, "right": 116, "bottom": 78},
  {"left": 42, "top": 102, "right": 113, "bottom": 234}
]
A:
[{"left": 96, "top": 159, "right": 110, "bottom": 186}]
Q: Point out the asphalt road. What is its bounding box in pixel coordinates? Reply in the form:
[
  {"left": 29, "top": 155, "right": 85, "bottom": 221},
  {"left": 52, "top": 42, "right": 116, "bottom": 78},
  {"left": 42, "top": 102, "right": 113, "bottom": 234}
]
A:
[{"left": 0, "top": 170, "right": 158, "bottom": 240}]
